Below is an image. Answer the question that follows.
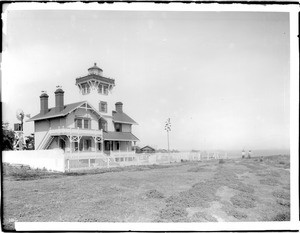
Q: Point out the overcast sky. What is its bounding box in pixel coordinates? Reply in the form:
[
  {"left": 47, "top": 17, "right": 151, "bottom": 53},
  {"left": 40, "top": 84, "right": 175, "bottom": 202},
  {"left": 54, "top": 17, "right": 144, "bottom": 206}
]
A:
[{"left": 2, "top": 8, "right": 290, "bottom": 151}]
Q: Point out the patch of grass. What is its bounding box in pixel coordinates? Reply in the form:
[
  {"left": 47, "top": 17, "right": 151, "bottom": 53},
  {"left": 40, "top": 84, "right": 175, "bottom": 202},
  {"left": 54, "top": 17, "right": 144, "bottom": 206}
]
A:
[
  {"left": 159, "top": 206, "right": 188, "bottom": 222},
  {"left": 165, "top": 180, "right": 220, "bottom": 209},
  {"left": 225, "top": 208, "right": 248, "bottom": 220},
  {"left": 260, "top": 177, "right": 280, "bottom": 186},
  {"left": 190, "top": 211, "right": 218, "bottom": 222},
  {"left": 213, "top": 167, "right": 239, "bottom": 186},
  {"left": 145, "top": 189, "right": 165, "bottom": 199},
  {"left": 221, "top": 201, "right": 248, "bottom": 220},
  {"left": 272, "top": 190, "right": 289, "bottom": 200},
  {"left": 276, "top": 198, "right": 290, "bottom": 207},
  {"left": 3, "top": 163, "right": 63, "bottom": 181},
  {"left": 230, "top": 192, "right": 257, "bottom": 209},
  {"left": 3, "top": 162, "right": 180, "bottom": 181},
  {"left": 79, "top": 217, "right": 99, "bottom": 222},
  {"left": 187, "top": 166, "right": 211, "bottom": 172},
  {"left": 227, "top": 182, "right": 255, "bottom": 194},
  {"left": 2, "top": 219, "right": 15, "bottom": 231},
  {"left": 256, "top": 170, "right": 281, "bottom": 177},
  {"left": 219, "top": 159, "right": 225, "bottom": 164},
  {"left": 271, "top": 212, "right": 290, "bottom": 221}
]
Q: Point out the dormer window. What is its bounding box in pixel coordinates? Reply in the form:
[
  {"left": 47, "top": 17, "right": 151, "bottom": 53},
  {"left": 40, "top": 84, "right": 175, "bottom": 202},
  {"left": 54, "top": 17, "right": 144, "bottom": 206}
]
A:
[{"left": 115, "top": 123, "right": 122, "bottom": 132}]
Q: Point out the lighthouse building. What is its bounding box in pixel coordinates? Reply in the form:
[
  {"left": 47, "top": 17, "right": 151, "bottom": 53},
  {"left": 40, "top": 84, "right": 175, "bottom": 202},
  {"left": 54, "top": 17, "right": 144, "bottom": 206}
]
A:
[{"left": 28, "top": 63, "right": 139, "bottom": 155}]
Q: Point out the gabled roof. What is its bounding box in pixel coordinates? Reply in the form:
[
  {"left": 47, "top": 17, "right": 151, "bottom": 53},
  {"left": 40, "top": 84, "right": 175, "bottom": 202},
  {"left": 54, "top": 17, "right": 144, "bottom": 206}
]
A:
[
  {"left": 76, "top": 74, "right": 115, "bottom": 85},
  {"left": 103, "top": 131, "right": 139, "bottom": 141},
  {"left": 27, "top": 101, "right": 101, "bottom": 122},
  {"left": 140, "top": 146, "right": 155, "bottom": 151},
  {"left": 112, "top": 111, "right": 137, "bottom": 125}
]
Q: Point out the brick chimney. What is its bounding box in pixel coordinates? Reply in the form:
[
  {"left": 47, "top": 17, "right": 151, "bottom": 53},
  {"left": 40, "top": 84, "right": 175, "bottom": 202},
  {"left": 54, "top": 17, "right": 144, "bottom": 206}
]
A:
[
  {"left": 115, "top": 102, "right": 123, "bottom": 113},
  {"left": 40, "top": 91, "right": 49, "bottom": 115},
  {"left": 54, "top": 86, "right": 64, "bottom": 113}
]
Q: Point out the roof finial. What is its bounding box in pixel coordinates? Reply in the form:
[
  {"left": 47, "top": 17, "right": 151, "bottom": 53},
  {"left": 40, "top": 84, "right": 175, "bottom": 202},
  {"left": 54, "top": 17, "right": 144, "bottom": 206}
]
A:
[{"left": 94, "top": 62, "right": 97, "bottom": 66}]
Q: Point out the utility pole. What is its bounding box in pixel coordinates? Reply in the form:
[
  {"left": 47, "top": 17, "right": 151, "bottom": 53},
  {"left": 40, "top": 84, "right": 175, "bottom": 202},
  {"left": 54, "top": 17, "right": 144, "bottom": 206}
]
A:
[{"left": 164, "top": 118, "right": 171, "bottom": 153}]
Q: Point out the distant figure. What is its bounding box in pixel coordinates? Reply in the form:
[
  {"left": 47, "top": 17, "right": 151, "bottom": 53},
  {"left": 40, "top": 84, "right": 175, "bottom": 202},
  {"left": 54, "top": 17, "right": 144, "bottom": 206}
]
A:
[
  {"left": 248, "top": 150, "right": 252, "bottom": 158},
  {"left": 242, "top": 149, "right": 245, "bottom": 159}
]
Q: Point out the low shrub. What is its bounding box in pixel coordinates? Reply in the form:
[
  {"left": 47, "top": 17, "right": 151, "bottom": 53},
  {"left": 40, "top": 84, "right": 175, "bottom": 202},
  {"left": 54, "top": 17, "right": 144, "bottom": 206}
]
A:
[
  {"left": 271, "top": 212, "right": 290, "bottom": 221},
  {"left": 259, "top": 177, "right": 280, "bottom": 186},
  {"left": 226, "top": 208, "right": 248, "bottom": 220},
  {"left": 272, "top": 190, "right": 290, "bottom": 200},
  {"left": 2, "top": 220, "right": 15, "bottom": 231},
  {"left": 191, "top": 212, "right": 218, "bottom": 222},
  {"left": 230, "top": 192, "right": 257, "bottom": 209},
  {"left": 187, "top": 166, "right": 211, "bottom": 172},
  {"left": 159, "top": 206, "right": 188, "bottom": 222},
  {"left": 165, "top": 180, "right": 219, "bottom": 209},
  {"left": 79, "top": 217, "right": 99, "bottom": 222},
  {"left": 145, "top": 189, "right": 165, "bottom": 199},
  {"left": 256, "top": 170, "right": 281, "bottom": 177},
  {"left": 219, "top": 159, "right": 225, "bottom": 164},
  {"left": 221, "top": 201, "right": 248, "bottom": 220},
  {"left": 228, "top": 182, "right": 255, "bottom": 194},
  {"left": 276, "top": 198, "right": 290, "bottom": 207}
]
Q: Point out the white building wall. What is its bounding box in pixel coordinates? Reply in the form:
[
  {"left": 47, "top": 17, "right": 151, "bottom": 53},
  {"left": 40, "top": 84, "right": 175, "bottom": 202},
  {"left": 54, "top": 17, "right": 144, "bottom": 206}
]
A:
[
  {"left": 34, "top": 120, "right": 50, "bottom": 149},
  {"left": 66, "top": 108, "right": 99, "bottom": 130},
  {"left": 50, "top": 118, "right": 61, "bottom": 129},
  {"left": 103, "top": 116, "right": 114, "bottom": 131},
  {"left": 76, "top": 88, "right": 115, "bottom": 119}
]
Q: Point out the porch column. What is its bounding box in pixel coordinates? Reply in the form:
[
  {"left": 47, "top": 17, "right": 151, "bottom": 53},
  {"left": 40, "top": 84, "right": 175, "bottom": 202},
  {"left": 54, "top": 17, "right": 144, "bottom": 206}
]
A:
[{"left": 69, "top": 137, "right": 72, "bottom": 153}]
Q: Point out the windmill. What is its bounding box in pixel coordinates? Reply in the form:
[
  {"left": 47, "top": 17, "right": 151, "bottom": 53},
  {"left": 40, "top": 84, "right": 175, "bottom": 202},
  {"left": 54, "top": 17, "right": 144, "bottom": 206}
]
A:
[
  {"left": 14, "top": 109, "right": 30, "bottom": 150},
  {"left": 164, "top": 118, "right": 171, "bottom": 153}
]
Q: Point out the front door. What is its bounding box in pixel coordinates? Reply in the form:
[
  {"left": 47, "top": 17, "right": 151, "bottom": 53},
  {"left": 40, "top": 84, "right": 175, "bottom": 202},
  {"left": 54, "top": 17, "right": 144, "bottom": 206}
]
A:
[
  {"left": 59, "top": 139, "right": 65, "bottom": 151},
  {"left": 84, "top": 139, "right": 91, "bottom": 151},
  {"left": 105, "top": 141, "right": 110, "bottom": 151}
]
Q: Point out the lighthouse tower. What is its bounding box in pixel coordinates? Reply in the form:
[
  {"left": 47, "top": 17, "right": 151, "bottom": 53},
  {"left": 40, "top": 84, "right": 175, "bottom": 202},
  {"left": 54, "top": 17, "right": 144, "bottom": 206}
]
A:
[{"left": 75, "top": 63, "right": 115, "bottom": 115}]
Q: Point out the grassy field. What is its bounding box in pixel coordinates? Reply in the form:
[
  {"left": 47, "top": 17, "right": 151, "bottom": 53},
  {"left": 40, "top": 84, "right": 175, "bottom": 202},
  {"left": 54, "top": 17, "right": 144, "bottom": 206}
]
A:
[{"left": 2, "top": 155, "right": 290, "bottom": 229}]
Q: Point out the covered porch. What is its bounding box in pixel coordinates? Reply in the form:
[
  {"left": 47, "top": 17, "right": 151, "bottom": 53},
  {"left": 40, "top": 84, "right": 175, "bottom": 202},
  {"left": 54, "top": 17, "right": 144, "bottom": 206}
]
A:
[
  {"left": 103, "top": 131, "right": 139, "bottom": 155},
  {"left": 45, "top": 127, "right": 104, "bottom": 154}
]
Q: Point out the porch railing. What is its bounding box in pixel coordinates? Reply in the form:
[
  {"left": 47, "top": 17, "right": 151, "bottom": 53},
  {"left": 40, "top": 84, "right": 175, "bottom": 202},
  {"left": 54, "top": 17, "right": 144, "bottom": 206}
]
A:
[{"left": 49, "top": 127, "right": 103, "bottom": 137}]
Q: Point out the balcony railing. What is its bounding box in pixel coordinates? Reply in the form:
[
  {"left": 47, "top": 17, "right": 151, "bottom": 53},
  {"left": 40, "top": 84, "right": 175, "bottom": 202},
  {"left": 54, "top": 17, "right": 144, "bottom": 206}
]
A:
[{"left": 48, "top": 127, "right": 103, "bottom": 137}]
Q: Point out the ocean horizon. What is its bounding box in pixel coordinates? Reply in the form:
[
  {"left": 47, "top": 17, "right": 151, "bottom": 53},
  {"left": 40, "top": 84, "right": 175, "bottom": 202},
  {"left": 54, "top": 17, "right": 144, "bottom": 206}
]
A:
[{"left": 178, "top": 149, "right": 290, "bottom": 159}]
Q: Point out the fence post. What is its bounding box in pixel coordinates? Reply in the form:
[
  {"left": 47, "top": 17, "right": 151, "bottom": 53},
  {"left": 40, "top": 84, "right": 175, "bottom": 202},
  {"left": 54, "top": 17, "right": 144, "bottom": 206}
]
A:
[
  {"left": 67, "top": 159, "right": 70, "bottom": 172},
  {"left": 88, "top": 158, "right": 91, "bottom": 168}
]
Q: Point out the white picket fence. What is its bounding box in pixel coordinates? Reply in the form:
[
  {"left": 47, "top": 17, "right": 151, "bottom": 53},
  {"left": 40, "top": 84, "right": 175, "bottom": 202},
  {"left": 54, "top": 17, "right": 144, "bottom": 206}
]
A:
[
  {"left": 64, "top": 151, "right": 228, "bottom": 171},
  {"left": 3, "top": 149, "right": 228, "bottom": 172}
]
